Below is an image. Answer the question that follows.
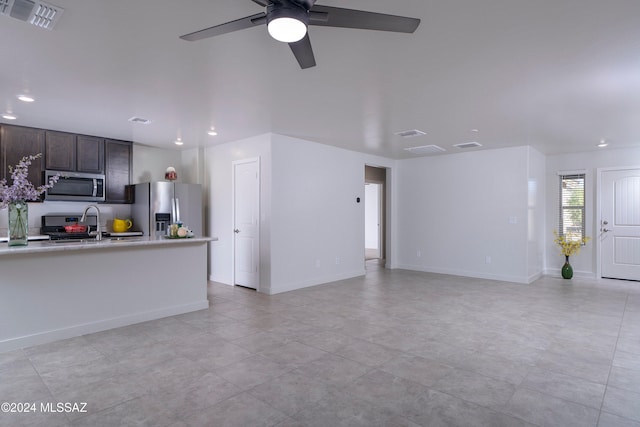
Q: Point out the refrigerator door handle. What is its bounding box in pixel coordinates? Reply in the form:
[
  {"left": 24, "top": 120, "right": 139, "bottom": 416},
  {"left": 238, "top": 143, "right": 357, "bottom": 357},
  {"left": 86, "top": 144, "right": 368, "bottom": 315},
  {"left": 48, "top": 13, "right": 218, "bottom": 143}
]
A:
[
  {"left": 171, "top": 198, "right": 176, "bottom": 222},
  {"left": 175, "top": 198, "right": 181, "bottom": 223}
]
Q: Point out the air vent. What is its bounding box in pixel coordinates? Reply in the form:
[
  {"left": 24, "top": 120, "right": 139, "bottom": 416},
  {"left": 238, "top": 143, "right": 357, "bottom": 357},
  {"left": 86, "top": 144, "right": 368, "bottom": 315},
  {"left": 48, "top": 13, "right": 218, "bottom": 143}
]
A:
[
  {"left": 454, "top": 142, "right": 483, "bottom": 149},
  {"left": 128, "top": 116, "right": 151, "bottom": 125},
  {"left": 0, "top": 0, "right": 63, "bottom": 29},
  {"left": 404, "top": 145, "right": 446, "bottom": 155},
  {"left": 395, "top": 129, "right": 426, "bottom": 138},
  {"left": 0, "top": 0, "right": 11, "bottom": 14}
]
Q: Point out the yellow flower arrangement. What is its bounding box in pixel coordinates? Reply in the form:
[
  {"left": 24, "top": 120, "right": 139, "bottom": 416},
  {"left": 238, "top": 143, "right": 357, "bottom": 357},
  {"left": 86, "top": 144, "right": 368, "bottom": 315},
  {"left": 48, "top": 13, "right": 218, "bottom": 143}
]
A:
[{"left": 553, "top": 230, "right": 591, "bottom": 256}]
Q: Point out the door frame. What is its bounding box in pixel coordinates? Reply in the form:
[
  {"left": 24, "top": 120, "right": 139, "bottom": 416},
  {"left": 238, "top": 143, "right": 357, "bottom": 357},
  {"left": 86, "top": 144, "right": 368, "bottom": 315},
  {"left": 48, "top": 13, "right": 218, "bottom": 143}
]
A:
[
  {"left": 232, "top": 157, "right": 260, "bottom": 291},
  {"left": 364, "top": 164, "right": 389, "bottom": 266},
  {"left": 596, "top": 165, "right": 640, "bottom": 279}
]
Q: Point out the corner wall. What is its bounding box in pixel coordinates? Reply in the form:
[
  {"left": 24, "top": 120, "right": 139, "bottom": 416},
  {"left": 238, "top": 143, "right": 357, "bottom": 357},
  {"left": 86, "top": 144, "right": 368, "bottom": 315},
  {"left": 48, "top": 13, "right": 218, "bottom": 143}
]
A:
[
  {"left": 396, "top": 146, "right": 532, "bottom": 283},
  {"left": 269, "top": 134, "right": 394, "bottom": 294},
  {"left": 527, "top": 146, "right": 546, "bottom": 281}
]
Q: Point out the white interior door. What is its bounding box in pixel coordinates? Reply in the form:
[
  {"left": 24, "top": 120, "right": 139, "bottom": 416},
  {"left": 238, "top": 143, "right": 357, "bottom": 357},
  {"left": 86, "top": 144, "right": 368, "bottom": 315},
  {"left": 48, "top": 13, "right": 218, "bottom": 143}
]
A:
[
  {"left": 601, "top": 168, "right": 640, "bottom": 280},
  {"left": 233, "top": 159, "right": 259, "bottom": 289}
]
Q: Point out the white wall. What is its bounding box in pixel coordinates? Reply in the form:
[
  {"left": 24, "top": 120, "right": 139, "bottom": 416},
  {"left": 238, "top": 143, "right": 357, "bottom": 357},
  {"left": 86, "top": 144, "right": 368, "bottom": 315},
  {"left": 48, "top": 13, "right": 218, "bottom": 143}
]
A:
[
  {"left": 205, "top": 134, "right": 272, "bottom": 292},
  {"left": 132, "top": 144, "right": 182, "bottom": 184},
  {"left": 396, "top": 146, "right": 532, "bottom": 283},
  {"left": 271, "top": 135, "right": 366, "bottom": 293},
  {"left": 544, "top": 146, "right": 640, "bottom": 277},
  {"left": 181, "top": 147, "right": 206, "bottom": 185},
  {"left": 527, "top": 146, "right": 546, "bottom": 280}
]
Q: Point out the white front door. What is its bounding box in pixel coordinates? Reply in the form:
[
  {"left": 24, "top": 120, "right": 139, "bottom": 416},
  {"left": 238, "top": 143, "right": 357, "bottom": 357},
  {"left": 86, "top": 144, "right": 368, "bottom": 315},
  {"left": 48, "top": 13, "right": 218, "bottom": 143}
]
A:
[
  {"left": 601, "top": 168, "right": 640, "bottom": 280},
  {"left": 233, "top": 159, "right": 259, "bottom": 289}
]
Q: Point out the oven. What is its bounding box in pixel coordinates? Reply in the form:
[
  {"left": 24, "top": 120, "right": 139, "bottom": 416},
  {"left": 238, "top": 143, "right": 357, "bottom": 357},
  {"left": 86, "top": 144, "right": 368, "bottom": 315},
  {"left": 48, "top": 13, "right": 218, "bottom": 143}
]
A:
[{"left": 41, "top": 214, "right": 98, "bottom": 240}]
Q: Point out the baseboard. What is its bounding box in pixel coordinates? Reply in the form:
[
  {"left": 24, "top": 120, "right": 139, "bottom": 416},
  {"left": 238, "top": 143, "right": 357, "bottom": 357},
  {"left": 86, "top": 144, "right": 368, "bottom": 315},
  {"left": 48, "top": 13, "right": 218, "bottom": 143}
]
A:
[
  {"left": 269, "top": 270, "right": 366, "bottom": 295},
  {"left": 543, "top": 268, "right": 597, "bottom": 279},
  {"left": 396, "top": 264, "right": 533, "bottom": 284},
  {"left": 0, "top": 300, "right": 209, "bottom": 353}
]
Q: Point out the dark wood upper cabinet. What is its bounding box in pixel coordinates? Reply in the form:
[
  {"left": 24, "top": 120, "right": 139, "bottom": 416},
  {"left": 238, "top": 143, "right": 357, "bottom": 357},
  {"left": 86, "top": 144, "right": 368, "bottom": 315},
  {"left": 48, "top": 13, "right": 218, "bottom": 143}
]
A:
[
  {"left": 45, "top": 132, "right": 105, "bottom": 174},
  {"left": 76, "top": 135, "right": 104, "bottom": 174},
  {"left": 105, "top": 139, "right": 132, "bottom": 204},
  {"left": 45, "top": 131, "right": 76, "bottom": 171},
  {"left": 2, "top": 124, "right": 131, "bottom": 204},
  {"left": 0, "top": 125, "right": 45, "bottom": 188}
]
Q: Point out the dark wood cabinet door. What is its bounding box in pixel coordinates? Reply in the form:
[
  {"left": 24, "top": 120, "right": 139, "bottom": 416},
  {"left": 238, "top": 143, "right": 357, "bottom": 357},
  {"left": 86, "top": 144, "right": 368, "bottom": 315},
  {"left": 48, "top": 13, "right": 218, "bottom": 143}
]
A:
[
  {"left": 0, "top": 125, "right": 45, "bottom": 188},
  {"left": 105, "top": 139, "right": 132, "bottom": 203},
  {"left": 77, "top": 135, "right": 104, "bottom": 173},
  {"left": 45, "top": 131, "right": 76, "bottom": 171}
]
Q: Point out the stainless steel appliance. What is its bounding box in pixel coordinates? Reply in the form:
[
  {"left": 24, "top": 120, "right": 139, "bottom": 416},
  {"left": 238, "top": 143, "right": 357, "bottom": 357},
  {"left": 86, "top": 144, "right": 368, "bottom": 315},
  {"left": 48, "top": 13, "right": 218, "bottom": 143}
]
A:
[
  {"left": 41, "top": 214, "right": 98, "bottom": 240},
  {"left": 130, "top": 182, "right": 203, "bottom": 238},
  {"left": 44, "top": 170, "right": 106, "bottom": 202}
]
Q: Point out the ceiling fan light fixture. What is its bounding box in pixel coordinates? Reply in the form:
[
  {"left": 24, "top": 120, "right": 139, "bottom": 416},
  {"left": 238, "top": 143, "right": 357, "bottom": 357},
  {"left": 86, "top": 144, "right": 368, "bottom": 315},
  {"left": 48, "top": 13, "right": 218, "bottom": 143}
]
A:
[{"left": 267, "top": 3, "right": 308, "bottom": 43}]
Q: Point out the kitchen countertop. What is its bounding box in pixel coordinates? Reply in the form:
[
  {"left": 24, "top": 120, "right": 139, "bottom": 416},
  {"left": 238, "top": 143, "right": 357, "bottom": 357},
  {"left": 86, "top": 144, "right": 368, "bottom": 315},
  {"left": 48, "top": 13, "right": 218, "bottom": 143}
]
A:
[{"left": 0, "top": 236, "right": 218, "bottom": 256}]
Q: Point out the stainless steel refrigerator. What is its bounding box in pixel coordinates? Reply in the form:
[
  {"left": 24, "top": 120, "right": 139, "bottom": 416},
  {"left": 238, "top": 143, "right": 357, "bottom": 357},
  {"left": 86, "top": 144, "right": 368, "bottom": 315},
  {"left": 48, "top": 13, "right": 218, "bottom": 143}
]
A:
[{"left": 131, "top": 182, "right": 203, "bottom": 238}]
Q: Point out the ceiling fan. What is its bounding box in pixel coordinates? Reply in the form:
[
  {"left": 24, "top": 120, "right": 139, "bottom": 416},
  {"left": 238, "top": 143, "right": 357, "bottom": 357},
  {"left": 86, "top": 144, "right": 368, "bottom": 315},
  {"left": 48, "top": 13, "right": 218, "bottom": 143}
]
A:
[{"left": 179, "top": 0, "right": 421, "bottom": 69}]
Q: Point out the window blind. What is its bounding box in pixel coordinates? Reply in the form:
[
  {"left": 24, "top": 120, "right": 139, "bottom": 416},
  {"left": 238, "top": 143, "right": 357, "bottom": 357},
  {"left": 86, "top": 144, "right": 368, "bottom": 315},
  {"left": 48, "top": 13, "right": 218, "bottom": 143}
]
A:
[{"left": 559, "top": 174, "right": 585, "bottom": 241}]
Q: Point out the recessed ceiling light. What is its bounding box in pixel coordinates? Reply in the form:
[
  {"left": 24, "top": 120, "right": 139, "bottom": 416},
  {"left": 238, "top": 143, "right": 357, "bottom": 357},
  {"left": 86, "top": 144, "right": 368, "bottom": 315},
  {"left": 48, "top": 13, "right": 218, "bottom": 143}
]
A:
[
  {"left": 2, "top": 114, "right": 17, "bottom": 120},
  {"left": 174, "top": 138, "right": 184, "bottom": 146},
  {"left": 207, "top": 127, "right": 217, "bottom": 136},
  {"left": 597, "top": 139, "right": 608, "bottom": 148},
  {"left": 17, "top": 95, "right": 35, "bottom": 102},
  {"left": 470, "top": 128, "right": 479, "bottom": 133}
]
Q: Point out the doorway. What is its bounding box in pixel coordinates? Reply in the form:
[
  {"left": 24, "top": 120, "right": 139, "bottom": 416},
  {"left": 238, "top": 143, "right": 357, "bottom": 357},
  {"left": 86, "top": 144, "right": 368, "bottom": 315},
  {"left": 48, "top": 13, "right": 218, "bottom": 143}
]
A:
[
  {"left": 233, "top": 158, "right": 260, "bottom": 290},
  {"left": 365, "top": 165, "right": 386, "bottom": 265},
  {"left": 599, "top": 167, "right": 640, "bottom": 281}
]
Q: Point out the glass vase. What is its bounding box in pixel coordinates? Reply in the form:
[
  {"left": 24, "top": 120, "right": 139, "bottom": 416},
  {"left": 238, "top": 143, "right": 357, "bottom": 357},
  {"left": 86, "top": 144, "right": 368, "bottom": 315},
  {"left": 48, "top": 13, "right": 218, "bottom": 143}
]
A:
[
  {"left": 8, "top": 201, "right": 28, "bottom": 246},
  {"left": 561, "top": 255, "right": 573, "bottom": 279}
]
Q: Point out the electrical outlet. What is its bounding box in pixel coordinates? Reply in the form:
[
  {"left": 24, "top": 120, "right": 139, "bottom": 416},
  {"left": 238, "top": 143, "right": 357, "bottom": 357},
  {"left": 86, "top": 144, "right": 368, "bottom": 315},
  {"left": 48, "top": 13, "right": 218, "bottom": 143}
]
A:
[
  {"left": 335, "top": 257, "right": 340, "bottom": 265},
  {"left": 417, "top": 250, "right": 421, "bottom": 258},
  {"left": 315, "top": 259, "right": 321, "bottom": 268},
  {"left": 485, "top": 256, "right": 492, "bottom": 264}
]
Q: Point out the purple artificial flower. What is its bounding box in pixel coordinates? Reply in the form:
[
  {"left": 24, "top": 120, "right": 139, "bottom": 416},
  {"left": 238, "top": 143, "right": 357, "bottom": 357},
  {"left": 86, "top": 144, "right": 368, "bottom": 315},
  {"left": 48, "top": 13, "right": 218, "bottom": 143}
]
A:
[{"left": 0, "top": 154, "right": 59, "bottom": 210}]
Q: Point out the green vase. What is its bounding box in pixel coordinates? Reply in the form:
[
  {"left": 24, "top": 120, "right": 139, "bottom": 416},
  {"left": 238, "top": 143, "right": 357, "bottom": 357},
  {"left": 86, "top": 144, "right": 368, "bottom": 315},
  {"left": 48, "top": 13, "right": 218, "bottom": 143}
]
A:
[
  {"left": 561, "top": 255, "right": 573, "bottom": 279},
  {"left": 8, "top": 201, "right": 28, "bottom": 247}
]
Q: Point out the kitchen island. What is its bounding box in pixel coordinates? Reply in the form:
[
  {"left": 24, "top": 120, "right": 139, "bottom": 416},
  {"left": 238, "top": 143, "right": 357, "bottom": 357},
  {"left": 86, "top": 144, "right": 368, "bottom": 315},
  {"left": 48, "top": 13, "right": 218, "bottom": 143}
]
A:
[{"left": 0, "top": 236, "right": 216, "bottom": 352}]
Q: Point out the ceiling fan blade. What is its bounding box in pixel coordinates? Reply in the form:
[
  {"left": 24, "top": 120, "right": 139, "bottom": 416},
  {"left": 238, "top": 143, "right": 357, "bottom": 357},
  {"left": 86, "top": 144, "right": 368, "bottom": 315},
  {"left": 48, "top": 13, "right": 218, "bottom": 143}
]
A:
[
  {"left": 180, "top": 13, "right": 266, "bottom": 41},
  {"left": 309, "top": 5, "right": 420, "bottom": 33},
  {"left": 288, "top": 34, "right": 316, "bottom": 69}
]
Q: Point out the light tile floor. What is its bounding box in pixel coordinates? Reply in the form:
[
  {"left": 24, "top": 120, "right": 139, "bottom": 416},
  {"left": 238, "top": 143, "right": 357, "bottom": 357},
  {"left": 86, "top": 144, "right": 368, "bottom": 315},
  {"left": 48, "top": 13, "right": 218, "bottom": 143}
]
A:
[{"left": 1, "top": 264, "right": 639, "bottom": 426}]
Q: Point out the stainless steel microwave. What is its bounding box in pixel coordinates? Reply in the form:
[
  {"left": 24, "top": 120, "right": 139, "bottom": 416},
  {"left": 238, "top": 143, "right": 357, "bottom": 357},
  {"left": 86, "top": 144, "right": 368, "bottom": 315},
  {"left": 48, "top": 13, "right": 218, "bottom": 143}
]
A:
[{"left": 44, "top": 170, "right": 106, "bottom": 202}]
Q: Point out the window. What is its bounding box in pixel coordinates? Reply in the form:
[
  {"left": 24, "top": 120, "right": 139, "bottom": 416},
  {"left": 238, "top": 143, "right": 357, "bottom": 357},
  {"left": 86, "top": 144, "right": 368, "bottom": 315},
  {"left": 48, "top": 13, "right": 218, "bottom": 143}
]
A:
[{"left": 559, "top": 173, "right": 585, "bottom": 241}]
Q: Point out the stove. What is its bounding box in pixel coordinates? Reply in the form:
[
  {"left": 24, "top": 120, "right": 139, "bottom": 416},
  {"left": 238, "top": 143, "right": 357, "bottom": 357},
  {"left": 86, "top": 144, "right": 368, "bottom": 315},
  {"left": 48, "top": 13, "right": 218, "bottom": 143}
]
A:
[{"left": 41, "top": 214, "right": 98, "bottom": 240}]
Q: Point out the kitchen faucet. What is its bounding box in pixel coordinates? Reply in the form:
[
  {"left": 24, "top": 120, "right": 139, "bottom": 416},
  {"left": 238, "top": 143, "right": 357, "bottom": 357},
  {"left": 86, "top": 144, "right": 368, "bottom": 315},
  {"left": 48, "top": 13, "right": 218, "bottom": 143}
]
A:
[{"left": 81, "top": 205, "right": 102, "bottom": 241}]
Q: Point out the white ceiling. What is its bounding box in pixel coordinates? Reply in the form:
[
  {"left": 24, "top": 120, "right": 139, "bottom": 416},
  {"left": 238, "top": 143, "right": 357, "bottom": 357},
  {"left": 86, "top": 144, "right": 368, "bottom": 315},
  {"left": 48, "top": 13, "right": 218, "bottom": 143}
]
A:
[{"left": 1, "top": 0, "right": 640, "bottom": 159}]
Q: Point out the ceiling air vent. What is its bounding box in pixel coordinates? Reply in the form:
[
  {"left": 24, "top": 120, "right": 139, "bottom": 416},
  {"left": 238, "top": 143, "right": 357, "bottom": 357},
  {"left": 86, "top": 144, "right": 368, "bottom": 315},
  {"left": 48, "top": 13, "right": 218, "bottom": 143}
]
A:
[
  {"left": 454, "top": 142, "right": 483, "bottom": 149},
  {"left": 395, "top": 129, "right": 426, "bottom": 138},
  {"left": 128, "top": 116, "right": 151, "bottom": 125},
  {"left": 0, "top": 0, "right": 11, "bottom": 14},
  {"left": 404, "top": 145, "right": 446, "bottom": 155},
  {"left": 0, "top": 0, "right": 64, "bottom": 30}
]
